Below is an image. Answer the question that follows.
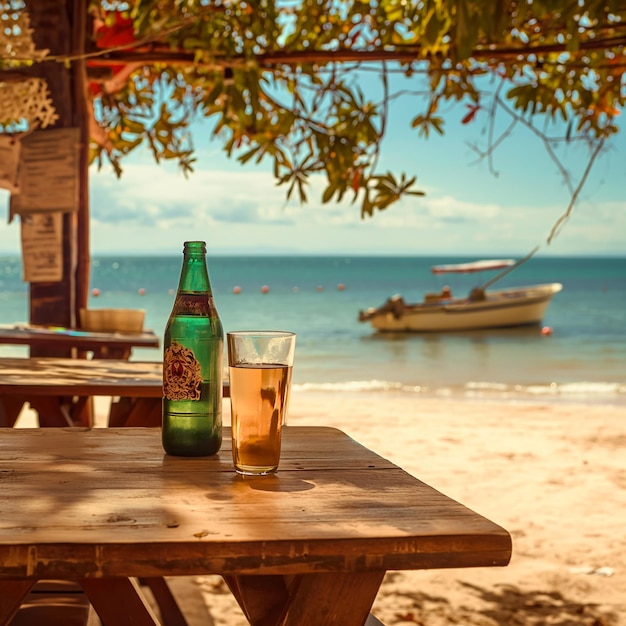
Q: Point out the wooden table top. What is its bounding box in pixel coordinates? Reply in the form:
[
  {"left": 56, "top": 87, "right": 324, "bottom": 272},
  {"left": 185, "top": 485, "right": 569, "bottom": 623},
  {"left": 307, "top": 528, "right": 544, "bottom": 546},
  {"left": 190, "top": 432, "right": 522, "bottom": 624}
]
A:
[
  {"left": 0, "top": 426, "right": 511, "bottom": 580},
  {"left": 0, "top": 324, "right": 159, "bottom": 351},
  {"left": 0, "top": 357, "right": 163, "bottom": 398}
]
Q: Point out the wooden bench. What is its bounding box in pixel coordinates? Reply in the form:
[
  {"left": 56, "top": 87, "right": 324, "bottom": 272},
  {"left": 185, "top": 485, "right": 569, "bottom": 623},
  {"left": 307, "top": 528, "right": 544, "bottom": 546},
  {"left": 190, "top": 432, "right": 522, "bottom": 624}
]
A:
[
  {"left": 9, "top": 581, "right": 91, "bottom": 626},
  {"left": 11, "top": 580, "right": 387, "bottom": 625},
  {"left": 0, "top": 357, "right": 229, "bottom": 428}
]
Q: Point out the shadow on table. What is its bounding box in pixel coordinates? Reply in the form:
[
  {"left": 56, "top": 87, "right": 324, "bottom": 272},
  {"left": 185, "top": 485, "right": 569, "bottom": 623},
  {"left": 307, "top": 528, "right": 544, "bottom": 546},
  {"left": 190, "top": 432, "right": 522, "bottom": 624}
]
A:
[
  {"left": 385, "top": 580, "right": 620, "bottom": 626},
  {"left": 232, "top": 473, "right": 316, "bottom": 493}
]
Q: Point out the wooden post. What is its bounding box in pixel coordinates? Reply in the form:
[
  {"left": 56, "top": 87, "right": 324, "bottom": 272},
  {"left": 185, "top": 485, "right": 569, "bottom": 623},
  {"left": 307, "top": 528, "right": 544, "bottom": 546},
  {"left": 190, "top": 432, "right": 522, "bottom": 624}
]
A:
[
  {"left": 72, "top": 0, "right": 91, "bottom": 330},
  {"left": 24, "top": 0, "right": 90, "bottom": 355}
]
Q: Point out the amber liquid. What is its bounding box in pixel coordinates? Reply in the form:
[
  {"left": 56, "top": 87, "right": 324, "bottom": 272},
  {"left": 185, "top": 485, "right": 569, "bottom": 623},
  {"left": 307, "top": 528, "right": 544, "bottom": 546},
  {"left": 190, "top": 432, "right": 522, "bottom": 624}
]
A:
[{"left": 229, "top": 363, "right": 292, "bottom": 475}]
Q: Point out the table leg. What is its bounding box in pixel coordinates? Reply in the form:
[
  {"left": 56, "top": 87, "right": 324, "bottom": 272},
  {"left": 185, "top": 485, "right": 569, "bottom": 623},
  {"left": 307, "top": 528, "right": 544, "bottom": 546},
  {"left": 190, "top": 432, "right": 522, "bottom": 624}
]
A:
[
  {"left": 93, "top": 346, "right": 132, "bottom": 360},
  {"left": 226, "top": 571, "right": 385, "bottom": 626},
  {"left": 109, "top": 397, "right": 162, "bottom": 427},
  {"left": 0, "top": 579, "right": 37, "bottom": 623},
  {"left": 139, "top": 577, "right": 188, "bottom": 626},
  {"left": 80, "top": 577, "right": 160, "bottom": 626},
  {"left": 0, "top": 397, "right": 26, "bottom": 427},
  {"left": 26, "top": 396, "right": 94, "bottom": 428},
  {"left": 28, "top": 397, "right": 74, "bottom": 427},
  {"left": 224, "top": 574, "right": 290, "bottom": 624},
  {"left": 68, "top": 396, "right": 94, "bottom": 427}
]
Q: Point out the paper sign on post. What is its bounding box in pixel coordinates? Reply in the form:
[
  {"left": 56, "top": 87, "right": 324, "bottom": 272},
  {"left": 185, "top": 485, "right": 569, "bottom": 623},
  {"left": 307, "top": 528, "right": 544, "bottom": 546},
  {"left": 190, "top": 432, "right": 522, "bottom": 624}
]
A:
[
  {"left": 10, "top": 127, "right": 80, "bottom": 215},
  {"left": 20, "top": 212, "right": 64, "bottom": 282}
]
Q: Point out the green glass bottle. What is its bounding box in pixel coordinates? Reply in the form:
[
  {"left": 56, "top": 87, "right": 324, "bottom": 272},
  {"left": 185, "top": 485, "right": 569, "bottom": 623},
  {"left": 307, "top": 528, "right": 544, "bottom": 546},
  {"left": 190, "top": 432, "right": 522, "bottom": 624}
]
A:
[{"left": 162, "top": 241, "right": 223, "bottom": 456}]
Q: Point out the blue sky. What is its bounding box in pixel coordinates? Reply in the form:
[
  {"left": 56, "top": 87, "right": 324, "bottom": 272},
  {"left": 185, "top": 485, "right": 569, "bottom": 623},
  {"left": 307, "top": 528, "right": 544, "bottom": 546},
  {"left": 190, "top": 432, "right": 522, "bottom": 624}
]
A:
[{"left": 2, "top": 77, "right": 625, "bottom": 257}]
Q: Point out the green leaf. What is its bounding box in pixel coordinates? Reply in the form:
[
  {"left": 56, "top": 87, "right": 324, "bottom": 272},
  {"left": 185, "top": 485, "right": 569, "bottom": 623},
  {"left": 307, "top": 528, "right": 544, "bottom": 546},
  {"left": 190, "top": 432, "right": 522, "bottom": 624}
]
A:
[
  {"left": 238, "top": 145, "right": 261, "bottom": 165},
  {"left": 322, "top": 184, "right": 337, "bottom": 204}
]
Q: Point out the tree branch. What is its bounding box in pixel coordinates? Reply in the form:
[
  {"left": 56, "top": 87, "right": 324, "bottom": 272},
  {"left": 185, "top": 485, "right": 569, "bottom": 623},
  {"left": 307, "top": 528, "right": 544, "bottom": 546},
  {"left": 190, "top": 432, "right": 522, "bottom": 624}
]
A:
[
  {"left": 53, "top": 33, "right": 626, "bottom": 72},
  {"left": 546, "top": 136, "right": 607, "bottom": 244}
]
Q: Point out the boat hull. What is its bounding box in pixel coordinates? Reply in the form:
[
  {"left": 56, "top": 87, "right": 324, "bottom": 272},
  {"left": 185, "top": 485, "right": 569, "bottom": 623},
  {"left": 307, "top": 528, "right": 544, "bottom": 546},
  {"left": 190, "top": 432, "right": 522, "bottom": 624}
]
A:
[{"left": 360, "top": 283, "right": 563, "bottom": 332}]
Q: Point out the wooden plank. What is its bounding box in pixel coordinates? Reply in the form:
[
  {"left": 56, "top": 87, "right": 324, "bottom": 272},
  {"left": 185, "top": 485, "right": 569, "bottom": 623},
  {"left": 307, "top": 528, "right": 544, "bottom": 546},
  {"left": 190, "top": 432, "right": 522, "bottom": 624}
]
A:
[
  {"left": 0, "top": 427, "right": 511, "bottom": 580},
  {"left": 0, "top": 357, "right": 161, "bottom": 427},
  {"left": 0, "top": 327, "right": 160, "bottom": 355},
  {"left": 0, "top": 358, "right": 162, "bottom": 396},
  {"left": 0, "top": 358, "right": 229, "bottom": 400}
]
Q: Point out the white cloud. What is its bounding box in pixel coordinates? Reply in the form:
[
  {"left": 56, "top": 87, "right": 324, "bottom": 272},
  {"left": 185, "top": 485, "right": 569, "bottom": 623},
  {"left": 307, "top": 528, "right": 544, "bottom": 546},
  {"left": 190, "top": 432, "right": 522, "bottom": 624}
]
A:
[
  {"left": 2, "top": 144, "right": 625, "bottom": 256},
  {"left": 425, "top": 195, "right": 502, "bottom": 220}
]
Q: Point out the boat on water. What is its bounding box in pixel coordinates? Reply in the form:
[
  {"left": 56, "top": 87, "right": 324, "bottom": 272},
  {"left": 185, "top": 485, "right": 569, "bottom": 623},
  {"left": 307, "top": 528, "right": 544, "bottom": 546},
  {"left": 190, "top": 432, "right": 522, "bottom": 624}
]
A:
[{"left": 358, "top": 258, "right": 563, "bottom": 332}]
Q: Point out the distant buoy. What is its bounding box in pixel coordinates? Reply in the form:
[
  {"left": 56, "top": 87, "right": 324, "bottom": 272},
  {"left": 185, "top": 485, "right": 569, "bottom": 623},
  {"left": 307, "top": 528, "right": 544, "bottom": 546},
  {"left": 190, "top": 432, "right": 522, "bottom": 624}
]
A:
[
  {"left": 91, "top": 288, "right": 100, "bottom": 297},
  {"left": 316, "top": 285, "right": 324, "bottom": 292},
  {"left": 292, "top": 286, "right": 299, "bottom": 293},
  {"left": 261, "top": 285, "right": 270, "bottom": 294},
  {"left": 337, "top": 283, "right": 345, "bottom": 291},
  {"left": 541, "top": 326, "right": 553, "bottom": 336},
  {"left": 168, "top": 289, "right": 175, "bottom": 296},
  {"left": 138, "top": 288, "right": 146, "bottom": 296},
  {"left": 233, "top": 286, "right": 241, "bottom": 294}
]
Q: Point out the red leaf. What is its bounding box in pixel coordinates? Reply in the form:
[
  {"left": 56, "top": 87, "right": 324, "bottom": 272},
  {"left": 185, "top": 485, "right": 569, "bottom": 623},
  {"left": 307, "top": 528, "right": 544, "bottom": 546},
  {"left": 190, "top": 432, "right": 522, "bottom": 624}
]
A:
[
  {"left": 461, "top": 104, "right": 480, "bottom": 125},
  {"left": 351, "top": 169, "right": 361, "bottom": 193},
  {"left": 96, "top": 14, "right": 135, "bottom": 49}
]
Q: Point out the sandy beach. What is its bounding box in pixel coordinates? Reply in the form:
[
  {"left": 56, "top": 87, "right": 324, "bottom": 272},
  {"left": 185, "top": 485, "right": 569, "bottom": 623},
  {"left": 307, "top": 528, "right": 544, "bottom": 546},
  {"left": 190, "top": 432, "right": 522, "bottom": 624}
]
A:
[
  {"left": 15, "top": 392, "right": 626, "bottom": 625},
  {"left": 185, "top": 393, "right": 624, "bottom": 626}
]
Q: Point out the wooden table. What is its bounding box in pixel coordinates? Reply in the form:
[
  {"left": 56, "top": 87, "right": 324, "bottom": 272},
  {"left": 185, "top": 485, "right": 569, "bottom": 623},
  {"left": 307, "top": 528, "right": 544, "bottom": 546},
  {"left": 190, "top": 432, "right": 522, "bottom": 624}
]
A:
[
  {"left": 0, "top": 427, "right": 512, "bottom": 626},
  {"left": 0, "top": 324, "right": 160, "bottom": 359},
  {"left": 0, "top": 357, "right": 163, "bottom": 428},
  {"left": 0, "top": 357, "right": 230, "bottom": 428}
]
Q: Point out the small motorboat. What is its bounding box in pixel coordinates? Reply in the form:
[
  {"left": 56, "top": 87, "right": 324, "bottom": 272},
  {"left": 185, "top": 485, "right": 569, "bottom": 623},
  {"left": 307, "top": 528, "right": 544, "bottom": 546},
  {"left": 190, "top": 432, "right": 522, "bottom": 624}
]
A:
[{"left": 358, "top": 258, "right": 563, "bottom": 332}]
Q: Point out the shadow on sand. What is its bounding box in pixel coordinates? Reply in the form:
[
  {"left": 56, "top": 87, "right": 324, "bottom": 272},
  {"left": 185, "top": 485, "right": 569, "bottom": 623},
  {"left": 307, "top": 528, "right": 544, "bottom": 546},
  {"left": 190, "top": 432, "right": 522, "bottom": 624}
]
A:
[{"left": 385, "top": 581, "right": 621, "bottom": 626}]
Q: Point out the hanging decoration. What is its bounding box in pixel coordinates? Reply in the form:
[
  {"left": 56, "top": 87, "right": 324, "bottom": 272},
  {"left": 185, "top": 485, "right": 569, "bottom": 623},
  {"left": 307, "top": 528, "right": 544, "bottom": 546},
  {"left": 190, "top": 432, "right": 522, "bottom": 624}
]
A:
[
  {"left": 0, "top": 4, "right": 56, "bottom": 130},
  {"left": 0, "top": 77, "right": 58, "bottom": 129},
  {"left": 0, "top": 2, "right": 48, "bottom": 66}
]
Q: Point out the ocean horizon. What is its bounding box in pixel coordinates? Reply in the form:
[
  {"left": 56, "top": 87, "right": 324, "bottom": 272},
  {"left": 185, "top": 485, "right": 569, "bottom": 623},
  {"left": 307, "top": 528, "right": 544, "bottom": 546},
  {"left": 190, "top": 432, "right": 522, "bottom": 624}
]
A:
[{"left": 1, "top": 254, "right": 625, "bottom": 405}]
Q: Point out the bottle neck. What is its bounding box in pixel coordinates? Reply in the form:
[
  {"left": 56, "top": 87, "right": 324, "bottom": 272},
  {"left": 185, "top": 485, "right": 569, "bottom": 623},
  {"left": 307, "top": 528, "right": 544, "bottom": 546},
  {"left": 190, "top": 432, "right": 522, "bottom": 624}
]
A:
[{"left": 178, "top": 244, "right": 211, "bottom": 294}]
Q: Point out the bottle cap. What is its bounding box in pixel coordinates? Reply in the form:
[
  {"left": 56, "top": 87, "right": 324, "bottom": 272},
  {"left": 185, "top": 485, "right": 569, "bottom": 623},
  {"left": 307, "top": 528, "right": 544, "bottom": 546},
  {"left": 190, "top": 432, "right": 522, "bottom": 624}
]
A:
[{"left": 183, "top": 241, "right": 207, "bottom": 253}]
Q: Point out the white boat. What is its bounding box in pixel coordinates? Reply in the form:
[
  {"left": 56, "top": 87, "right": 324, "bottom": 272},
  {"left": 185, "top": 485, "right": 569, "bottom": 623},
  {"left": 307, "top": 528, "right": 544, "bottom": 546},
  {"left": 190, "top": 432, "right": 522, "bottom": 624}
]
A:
[{"left": 358, "top": 259, "right": 563, "bottom": 332}]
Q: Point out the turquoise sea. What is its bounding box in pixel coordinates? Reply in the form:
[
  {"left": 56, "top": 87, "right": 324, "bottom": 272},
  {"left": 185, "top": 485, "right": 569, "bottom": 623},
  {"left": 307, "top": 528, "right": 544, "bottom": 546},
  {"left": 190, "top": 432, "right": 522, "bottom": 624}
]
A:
[{"left": 1, "top": 255, "right": 625, "bottom": 405}]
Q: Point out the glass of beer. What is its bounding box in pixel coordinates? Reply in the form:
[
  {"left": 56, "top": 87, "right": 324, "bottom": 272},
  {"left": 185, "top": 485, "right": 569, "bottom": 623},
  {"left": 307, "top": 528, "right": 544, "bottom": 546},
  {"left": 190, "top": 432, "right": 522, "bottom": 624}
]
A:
[{"left": 227, "top": 331, "right": 296, "bottom": 475}]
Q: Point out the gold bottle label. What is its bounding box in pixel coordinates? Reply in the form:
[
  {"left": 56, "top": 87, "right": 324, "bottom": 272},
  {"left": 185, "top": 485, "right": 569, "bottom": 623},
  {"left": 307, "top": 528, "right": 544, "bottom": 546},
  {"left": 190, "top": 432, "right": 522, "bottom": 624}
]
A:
[{"left": 163, "top": 341, "right": 202, "bottom": 400}]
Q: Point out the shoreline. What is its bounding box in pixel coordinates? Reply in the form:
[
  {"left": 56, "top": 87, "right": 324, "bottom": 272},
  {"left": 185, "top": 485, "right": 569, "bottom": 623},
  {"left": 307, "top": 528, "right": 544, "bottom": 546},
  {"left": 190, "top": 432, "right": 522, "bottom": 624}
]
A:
[
  {"left": 4, "top": 340, "right": 623, "bottom": 408},
  {"left": 294, "top": 384, "right": 626, "bottom": 407},
  {"left": 13, "top": 388, "right": 626, "bottom": 428}
]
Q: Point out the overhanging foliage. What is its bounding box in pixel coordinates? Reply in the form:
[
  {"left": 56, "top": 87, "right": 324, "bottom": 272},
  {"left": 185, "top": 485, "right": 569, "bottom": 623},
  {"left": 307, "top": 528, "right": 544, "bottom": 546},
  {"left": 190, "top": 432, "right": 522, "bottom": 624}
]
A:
[{"left": 6, "top": 1, "right": 626, "bottom": 227}]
